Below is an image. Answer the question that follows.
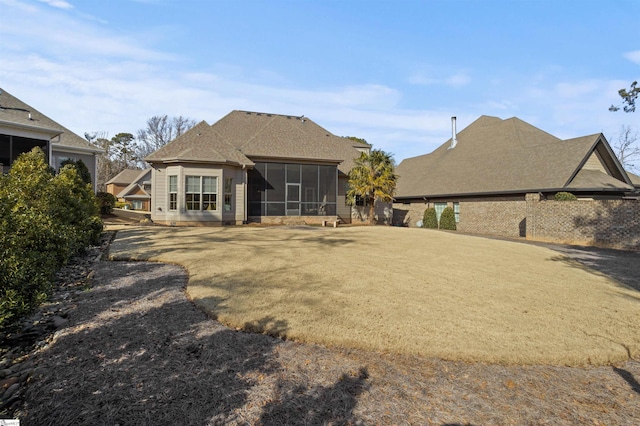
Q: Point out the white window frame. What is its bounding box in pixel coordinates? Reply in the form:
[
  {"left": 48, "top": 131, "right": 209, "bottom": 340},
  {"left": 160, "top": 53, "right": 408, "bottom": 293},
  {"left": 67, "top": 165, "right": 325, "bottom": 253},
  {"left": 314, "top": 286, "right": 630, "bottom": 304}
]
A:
[
  {"left": 168, "top": 175, "right": 178, "bottom": 211},
  {"left": 224, "top": 177, "right": 233, "bottom": 212},
  {"left": 434, "top": 202, "right": 447, "bottom": 222},
  {"left": 203, "top": 176, "right": 218, "bottom": 211},
  {"left": 185, "top": 175, "right": 218, "bottom": 211},
  {"left": 185, "top": 175, "right": 201, "bottom": 211}
]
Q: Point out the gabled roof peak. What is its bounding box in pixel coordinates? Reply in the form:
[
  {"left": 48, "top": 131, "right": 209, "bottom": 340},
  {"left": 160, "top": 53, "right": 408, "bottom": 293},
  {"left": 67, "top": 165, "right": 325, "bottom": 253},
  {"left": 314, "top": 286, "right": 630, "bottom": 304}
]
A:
[{"left": 395, "top": 115, "right": 631, "bottom": 197}]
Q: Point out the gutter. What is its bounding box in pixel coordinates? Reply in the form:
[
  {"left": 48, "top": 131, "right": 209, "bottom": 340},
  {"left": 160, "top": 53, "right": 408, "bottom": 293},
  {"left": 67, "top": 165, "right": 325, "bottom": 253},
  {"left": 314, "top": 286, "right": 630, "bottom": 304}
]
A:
[
  {"left": 395, "top": 186, "right": 633, "bottom": 200},
  {"left": 0, "top": 119, "right": 62, "bottom": 136},
  {"left": 50, "top": 143, "right": 104, "bottom": 155}
]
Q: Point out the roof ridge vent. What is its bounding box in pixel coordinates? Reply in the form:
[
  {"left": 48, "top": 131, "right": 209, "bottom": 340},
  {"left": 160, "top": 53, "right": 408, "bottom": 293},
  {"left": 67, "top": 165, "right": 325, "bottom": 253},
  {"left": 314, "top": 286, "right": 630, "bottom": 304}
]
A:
[{"left": 448, "top": 116, "right": 458, "bottom": 150}]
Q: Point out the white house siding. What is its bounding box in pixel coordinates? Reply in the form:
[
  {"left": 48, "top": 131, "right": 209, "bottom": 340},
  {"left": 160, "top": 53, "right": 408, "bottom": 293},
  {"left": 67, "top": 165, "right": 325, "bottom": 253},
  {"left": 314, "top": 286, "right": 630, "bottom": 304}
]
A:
[{"left": 151, "top": 164, "right": 245, "bottom": 226}]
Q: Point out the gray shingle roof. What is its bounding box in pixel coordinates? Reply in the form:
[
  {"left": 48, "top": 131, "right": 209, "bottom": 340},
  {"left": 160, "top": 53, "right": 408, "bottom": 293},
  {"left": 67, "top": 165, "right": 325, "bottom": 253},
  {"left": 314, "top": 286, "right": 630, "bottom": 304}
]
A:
[
  {"left": 0, "top": 88, "right": 101, "bottom": 152},
  {"left": 145, "top": 120, "right": 255, "bottom": 167},
  {"left": 627, "top": 171, "right": 640, "bottom": 187},
  {"left": 146, "top": 111, "right": 364, "bottom": 173},
  {"left": 106, "top": 169, "right": 147, "bottom": 185},
  {"left": 395, "top": 116, "right": 633, "bottom": 198}
]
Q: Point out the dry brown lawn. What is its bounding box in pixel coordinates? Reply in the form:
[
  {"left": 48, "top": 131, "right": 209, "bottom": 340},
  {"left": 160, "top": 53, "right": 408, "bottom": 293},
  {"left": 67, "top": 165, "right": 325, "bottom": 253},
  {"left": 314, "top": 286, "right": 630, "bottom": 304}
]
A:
[{"left": 109, "top": 225, "right": 640, "bottom": 366}]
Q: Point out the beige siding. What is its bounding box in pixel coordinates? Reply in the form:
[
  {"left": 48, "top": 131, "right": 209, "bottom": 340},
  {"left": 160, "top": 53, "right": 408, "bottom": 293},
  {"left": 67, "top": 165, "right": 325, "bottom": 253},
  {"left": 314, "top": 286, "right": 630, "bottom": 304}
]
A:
[
  {"left": 583, "top": 151, "right": 607, "bottom": 174},
  {"left": 220, "top": 166, "right": 245, "bottom": 224},
  {"left": 337, "top": 175, "right": 351, "bottom": 223},
  {"left": 235, "top": 169, "right": 247, "bottom": 223},
  {"left": 150, "top": 166, "right": 168, "bottom": 222},
  {"left": 152, "top": 164, "right": 245, "bottom": 225}
]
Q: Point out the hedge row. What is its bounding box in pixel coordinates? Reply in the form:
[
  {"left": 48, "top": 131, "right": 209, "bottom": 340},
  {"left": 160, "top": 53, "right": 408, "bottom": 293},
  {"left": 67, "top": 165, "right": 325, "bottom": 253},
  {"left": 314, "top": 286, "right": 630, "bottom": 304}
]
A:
[{"left": 0, "top": 148, "right": 102, "bottom": 331}]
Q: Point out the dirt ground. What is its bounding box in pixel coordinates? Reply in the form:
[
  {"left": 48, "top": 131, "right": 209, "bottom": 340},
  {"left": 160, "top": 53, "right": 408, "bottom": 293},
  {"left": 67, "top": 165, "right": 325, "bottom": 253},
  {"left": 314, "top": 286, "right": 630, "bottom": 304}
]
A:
[
  {"left": 107, "top": 225, "right": 640, "bottom": 366},
  {"left": 17, "top": 258, "right": 640, "bottom": 425}
]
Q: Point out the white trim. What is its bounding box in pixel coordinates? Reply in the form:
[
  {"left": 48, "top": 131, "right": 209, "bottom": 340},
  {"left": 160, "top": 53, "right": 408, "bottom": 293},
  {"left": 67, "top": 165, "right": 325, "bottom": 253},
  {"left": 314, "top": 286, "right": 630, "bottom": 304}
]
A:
[
  {"left": 51, "top": 143, "right": 103, "bottom": 155},
  {"left": 0, "top": 119, "right": 62, "bottom": 136}
]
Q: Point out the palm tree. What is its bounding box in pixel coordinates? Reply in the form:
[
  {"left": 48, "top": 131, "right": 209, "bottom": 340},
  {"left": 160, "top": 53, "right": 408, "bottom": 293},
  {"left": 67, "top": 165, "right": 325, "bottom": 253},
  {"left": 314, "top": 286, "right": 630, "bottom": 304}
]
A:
[{"left": 346, "top": 149, "right": 397, "bottom": 225}]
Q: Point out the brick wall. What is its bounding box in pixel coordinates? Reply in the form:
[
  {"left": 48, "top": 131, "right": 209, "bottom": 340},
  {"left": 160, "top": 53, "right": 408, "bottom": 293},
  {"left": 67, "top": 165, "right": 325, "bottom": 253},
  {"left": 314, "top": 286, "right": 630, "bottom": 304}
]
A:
[
  {"left": 393, "top": 195, "right": 640, "bottom": 250},
  {"left": 392, "top": 202, "right": 427, "bottom": 227},
  {"left": 393, "top": 198, "right": 526, "bottom": 238},
  {"left": 456, "top": 198, "right": 526, "bottom": 238},
  {"left": 526, "top": 196, "right": 640, "bottom": 251}
]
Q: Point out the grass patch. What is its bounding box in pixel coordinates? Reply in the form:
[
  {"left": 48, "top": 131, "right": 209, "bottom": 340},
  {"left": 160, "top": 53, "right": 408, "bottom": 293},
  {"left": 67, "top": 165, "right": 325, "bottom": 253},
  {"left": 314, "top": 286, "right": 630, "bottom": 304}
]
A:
[{"left": 109, "top": 226, "right": 640, "bottom": 366}]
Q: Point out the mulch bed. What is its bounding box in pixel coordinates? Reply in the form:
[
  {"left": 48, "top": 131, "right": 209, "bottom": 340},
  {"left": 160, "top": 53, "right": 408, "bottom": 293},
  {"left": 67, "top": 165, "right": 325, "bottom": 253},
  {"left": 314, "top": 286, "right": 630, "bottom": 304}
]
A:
[{"left": 3, "top": 232, "right": 640, "bottom": 424}]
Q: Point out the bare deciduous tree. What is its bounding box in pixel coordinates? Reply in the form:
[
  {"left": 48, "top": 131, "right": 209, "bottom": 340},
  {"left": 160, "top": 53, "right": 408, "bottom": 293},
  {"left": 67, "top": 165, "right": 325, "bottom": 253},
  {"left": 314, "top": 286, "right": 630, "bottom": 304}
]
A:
[
  {"left": 86, "top": 131, "right": 114, "bottom": 191},
  {"left": 136, "top": 115, "right": 196, "bottom": 165},
  {"left": 612, "top": 125, "right": 640, "bottom": 173}
]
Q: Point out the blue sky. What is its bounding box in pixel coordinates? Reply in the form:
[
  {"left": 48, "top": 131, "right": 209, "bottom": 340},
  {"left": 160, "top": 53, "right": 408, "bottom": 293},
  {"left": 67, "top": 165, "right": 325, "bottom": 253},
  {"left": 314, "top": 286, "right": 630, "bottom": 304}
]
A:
[{"left": 1, "top": 0, "right": 638, "bottom": 162}]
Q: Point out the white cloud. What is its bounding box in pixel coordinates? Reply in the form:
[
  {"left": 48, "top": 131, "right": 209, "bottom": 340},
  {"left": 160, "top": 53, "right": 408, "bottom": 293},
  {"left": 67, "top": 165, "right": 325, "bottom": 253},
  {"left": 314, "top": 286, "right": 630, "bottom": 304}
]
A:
[
  {"left": 445, "top": 73, "right": 472, "bottom": 88},
  {"left": 37, "top": 0, "right": 73, "bottom": 9},
  {"left": 0, "top": 0, "right": 633, "bottom": 163},
  {"left": 555, "top": 80, "right": 600, "bottom": 99},
  {"left": 409, "top": 71, "right": 471, "bottom": 88},
  {"left": 624, "top": 50, "right": 640, "bottom": 65},
  {"left": 1, "top": 0, "right": 173, "bottom": 61}
]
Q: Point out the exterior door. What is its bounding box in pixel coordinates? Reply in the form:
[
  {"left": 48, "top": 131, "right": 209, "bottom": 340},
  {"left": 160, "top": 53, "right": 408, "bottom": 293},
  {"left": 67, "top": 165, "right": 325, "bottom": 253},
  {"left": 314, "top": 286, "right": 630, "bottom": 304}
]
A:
[{"left": 286, "top": 183, "right": 300, "bottom": 216}]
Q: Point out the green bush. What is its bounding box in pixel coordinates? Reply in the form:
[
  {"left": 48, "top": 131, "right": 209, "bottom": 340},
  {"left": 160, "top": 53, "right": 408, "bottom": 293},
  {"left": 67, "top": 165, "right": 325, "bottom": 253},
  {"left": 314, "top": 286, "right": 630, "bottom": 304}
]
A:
[
  {"left": 97, "top": 191, "right": 117, "bottom": 214},
  {"left": 0, "top": 147, "right": 102, "bottom": 331},
  {"left": 439, "top": 206, "right": 457, "bottom": 230},
  {"left": 422, "top": 207, "right": 438, "bottom": 229},
  {"left": 554, "top": 192, "right": 577, "bottom": 201},
  {"left": 60, "top": 158, "right": 92, "bottom": 185}
]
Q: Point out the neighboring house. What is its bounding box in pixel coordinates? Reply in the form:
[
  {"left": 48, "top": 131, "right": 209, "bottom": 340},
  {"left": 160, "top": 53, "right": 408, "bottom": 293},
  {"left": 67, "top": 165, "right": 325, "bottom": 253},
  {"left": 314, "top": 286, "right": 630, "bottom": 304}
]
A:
[
  {"left": 393, "top": 116, "right": 636, "bottom": 238},
  {"left": 106, "top": 169, "right": 152, "bottom": 211},
  {"left": 0, "top": 88, "right": 102, "bottom": 191},
  {"left": 145, "top": 110, "right": 370, "bottom": 226}
]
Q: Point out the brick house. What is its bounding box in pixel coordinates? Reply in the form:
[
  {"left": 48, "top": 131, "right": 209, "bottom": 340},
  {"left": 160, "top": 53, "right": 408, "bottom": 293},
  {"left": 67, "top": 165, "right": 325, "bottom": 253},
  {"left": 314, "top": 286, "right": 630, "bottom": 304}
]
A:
[
  {"left": 106, "top": 169, "right": 151, "bottom": 211},
  {"left": 0, "top": 88, "right": 102, "bottom": 191},
  {"left": 145, "top": 111, "right": 371, "bottom": 226},
  {"left": 393, "top": 116, "right": 637, "bottom": 240}
]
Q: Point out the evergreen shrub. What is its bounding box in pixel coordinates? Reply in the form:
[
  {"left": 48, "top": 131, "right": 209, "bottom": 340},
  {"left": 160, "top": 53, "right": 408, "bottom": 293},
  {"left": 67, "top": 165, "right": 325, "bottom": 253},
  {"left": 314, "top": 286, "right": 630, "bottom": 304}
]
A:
[
  {"left": 554, "top": 192, "right": 577, "bottom": 201},
  {"left": 0, "top": 148, "right": 102, "bottom": 331},
  {"left": 422, "top": 207, "right": 438, "bottom": 229},
  {"left": 97, "top": 192, "right": 117, "bottom": 214},
  {"left": 439, "top": 206, "right": 457, "bottom": 230}
]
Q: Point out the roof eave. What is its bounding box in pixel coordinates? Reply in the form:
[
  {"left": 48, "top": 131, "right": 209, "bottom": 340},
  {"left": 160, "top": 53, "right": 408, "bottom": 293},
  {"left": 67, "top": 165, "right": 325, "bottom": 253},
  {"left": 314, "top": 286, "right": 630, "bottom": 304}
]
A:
[
  {"left": 394, "top": 185, "right": 633, "bottom": 200},
  {"left": 51, "top": 143, "right": 103, "bottom": 155},
  {"left": 147, "top": 158, "right": 254, "bottom": 168},
  {"left": 246, "top": 155, "right": 343, "bottom": 165},
  {"left": 0, "top": 119, "right": 63, "bottom": 136}
]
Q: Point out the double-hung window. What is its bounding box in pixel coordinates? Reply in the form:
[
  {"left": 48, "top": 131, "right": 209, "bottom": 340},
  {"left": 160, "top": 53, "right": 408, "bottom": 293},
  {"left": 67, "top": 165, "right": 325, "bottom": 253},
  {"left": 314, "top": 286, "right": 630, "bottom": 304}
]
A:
[
  {"left": 185, "top": 176, "right": 218, "bottom": 211},
  {"left": 224, "top": 178, "right": 232, "bottom": 211},
  {"left": 168, "top": 175, "right": 178, "bottom": 211},
  {"left": 203, "top": 176, "right": 217, "bottom": 210},
  {"left": 434, "top": 202, "right": 447, "bottom": 222},
  {"left": 186, "top": 176, "right": 201, "bottom": 210}
]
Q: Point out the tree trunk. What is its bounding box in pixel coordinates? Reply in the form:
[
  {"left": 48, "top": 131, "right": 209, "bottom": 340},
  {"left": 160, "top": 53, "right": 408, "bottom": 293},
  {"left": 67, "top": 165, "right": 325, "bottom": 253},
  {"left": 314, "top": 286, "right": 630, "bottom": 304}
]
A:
[{"left": 368, "top": 197, "right": 376, "bottom": 225}]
